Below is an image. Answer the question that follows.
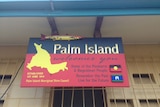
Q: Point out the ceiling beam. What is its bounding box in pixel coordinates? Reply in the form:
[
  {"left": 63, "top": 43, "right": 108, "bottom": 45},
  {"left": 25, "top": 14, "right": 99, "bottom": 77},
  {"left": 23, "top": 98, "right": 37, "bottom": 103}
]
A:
[
  {"left": 47, "top": 17, "right": 59, "bottom": 35},
  {"left": 1, "top": 8, "right": 160, "bottom": 17},
  {"left": 47, "top": 0, "right": 59, "bottom": 35},
  {"left": 93, "top": 16, "right": 103, "bottom": 38}
]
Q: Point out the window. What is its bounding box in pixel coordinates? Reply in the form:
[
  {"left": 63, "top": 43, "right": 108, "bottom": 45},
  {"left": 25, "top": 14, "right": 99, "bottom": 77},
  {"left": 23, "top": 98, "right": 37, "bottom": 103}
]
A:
[
  {"left": 139, "top": 99, "right": 159, "bottom": 107},
  {"left": 51, "top": 87, "right": 107, "bottom": 107},
  {"left": 110, "top": 99, "right": 134, "bottom": 107},
  {"left": 133, "top": 74, "right": 155, "bottom": 84},
  {"left": 3, "top": 75, "right": 12, "bottom": 85},
  {"left": 0, "top": 75, "right": 12, "bottom": 85},
  {"left": 0, "top": 100, "right": 4, "bottom": 107},
  {"left": 0, "top": 75, "right": 2, "bottom": 83}
]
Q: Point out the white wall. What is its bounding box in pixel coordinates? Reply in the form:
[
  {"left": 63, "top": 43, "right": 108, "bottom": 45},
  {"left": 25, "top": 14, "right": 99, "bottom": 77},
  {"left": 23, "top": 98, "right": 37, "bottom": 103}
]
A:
[{"left": 0, "top": 46, "right": 50, "bottom": 107}]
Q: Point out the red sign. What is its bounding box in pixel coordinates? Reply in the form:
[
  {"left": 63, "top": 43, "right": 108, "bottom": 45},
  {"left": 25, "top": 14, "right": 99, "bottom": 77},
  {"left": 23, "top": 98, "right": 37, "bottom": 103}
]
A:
[{"left": 21, "top": 38, "right": 129, "bottom": 87}]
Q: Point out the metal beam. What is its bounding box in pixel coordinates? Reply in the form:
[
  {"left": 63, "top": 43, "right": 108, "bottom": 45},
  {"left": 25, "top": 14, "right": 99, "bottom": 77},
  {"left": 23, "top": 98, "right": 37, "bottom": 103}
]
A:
[
  {"left": 93, "top": 16, "right": 103, "bottom": 38},
  {"left": 47, "top": 17, "right": 59, "bottom": 35},
  {"left": 47, "top": 0, "right": 59, "bottom": 35},
  {"left": 1, "top": 0, "right": 160, "bottom": 17},
  {"left": 1, "top": 8, "right": 160, "bottom": 17}
]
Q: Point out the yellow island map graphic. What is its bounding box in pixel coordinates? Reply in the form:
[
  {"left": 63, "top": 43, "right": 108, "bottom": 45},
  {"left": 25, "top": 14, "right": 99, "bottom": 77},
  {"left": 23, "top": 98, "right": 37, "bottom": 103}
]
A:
[{"left": 27, "top": 43, "right": 68, "bottom": 74}]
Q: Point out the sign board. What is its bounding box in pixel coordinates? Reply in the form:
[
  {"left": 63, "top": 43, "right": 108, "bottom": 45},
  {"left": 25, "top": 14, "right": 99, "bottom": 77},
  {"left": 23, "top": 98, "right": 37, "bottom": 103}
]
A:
[{"left": 21, "top": 38, "right": 129, "bottom": 87}]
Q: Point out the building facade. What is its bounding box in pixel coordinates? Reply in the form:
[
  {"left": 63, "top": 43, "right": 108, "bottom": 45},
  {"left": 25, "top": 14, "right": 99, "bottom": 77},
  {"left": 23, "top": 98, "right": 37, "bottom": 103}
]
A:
[{"left": 0, "top": 44, "right": 160, "bottom": 107}]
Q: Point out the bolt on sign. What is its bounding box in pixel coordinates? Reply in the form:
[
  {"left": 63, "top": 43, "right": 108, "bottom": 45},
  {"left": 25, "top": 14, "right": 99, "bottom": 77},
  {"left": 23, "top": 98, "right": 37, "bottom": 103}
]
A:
[{"left": 21, "top": 37, "right": 129, "bottom": 87}]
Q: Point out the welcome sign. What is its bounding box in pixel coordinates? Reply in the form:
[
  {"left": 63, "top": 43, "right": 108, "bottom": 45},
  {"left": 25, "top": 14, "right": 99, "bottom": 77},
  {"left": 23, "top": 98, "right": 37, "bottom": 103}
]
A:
[{"left": 21, "top": 38, "right": 129, "bottom": 87}]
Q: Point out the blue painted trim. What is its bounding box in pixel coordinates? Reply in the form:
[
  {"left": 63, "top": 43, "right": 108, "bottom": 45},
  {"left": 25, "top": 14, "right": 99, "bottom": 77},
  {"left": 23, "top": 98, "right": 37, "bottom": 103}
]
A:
[
  {"left": 0, "top": 9, "right": 160, "bottom": 17},
  {"left": 1, "top": 1, "right": 160, "bottom": 10},
  {"left": 1, "top": 0, "right": 160, "bottom": 17}
]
